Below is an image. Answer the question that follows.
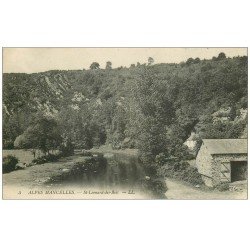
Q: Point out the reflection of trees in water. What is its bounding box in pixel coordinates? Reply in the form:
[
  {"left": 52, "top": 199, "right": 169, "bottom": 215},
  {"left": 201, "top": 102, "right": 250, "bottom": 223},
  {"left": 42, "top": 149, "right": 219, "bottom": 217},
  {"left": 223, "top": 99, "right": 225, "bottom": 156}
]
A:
[
  {"left": 47, "top": 154, "right": 166, "bottom": 198},
  {"left": 105, "top": 156, "right": 142, "bottom": 187},
  {"left": 130, "top": 159, "right": 139, "bottom": 185},
  {"left": 106, "top": 159, "right": 118, "bottom": 186},
  {"left": 48, "top": 155, "right": 108, "bottom": 187},
  {"left": 48, "top": 154, "right": 144, "bottom": 189},
  {"left": 118, "top": 162, "right": 128, "bottom": 185},
  {"left": 108, "top": 166, "right": 114, "bottom": 184}
]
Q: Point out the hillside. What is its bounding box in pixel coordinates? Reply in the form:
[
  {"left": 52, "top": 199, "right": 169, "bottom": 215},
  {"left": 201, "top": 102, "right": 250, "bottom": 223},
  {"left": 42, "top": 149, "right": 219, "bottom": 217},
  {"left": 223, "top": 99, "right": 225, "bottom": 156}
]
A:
[{"left": 3, "top": 54, "right": 248, "bottom": 163}]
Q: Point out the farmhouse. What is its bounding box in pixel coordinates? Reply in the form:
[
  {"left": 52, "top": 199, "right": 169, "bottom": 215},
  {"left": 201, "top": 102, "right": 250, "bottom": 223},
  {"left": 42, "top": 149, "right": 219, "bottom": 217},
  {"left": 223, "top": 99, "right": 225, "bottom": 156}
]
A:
[{"left": 196, "top": 139, "right": 247, "bottom": 187}]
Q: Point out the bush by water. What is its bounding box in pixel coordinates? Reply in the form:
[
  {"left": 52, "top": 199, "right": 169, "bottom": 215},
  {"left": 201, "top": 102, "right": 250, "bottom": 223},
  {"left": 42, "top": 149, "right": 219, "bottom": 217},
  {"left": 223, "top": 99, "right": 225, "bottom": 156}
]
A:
[
  {"left": 157, "top": 161, "right": 204, "bottom": 186},
  {"left": 3, "top": 155, "right": 19, "bottom": 173}
]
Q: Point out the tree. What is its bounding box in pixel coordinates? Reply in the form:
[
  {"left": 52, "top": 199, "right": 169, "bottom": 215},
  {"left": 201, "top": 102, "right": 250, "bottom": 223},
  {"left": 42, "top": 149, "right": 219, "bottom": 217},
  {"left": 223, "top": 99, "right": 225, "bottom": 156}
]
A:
[
  {"left": 212, "top": 53, "right": 226, "bottom": 61},
  {"left": 194, "top": 57, "right": 201, "bottom": 64},
  {"left": 217, "top": 52, "right": 226, "bottom": 60},
  {"left": 58, "top": 103, "right": 94, "bottom": 149},
  {"left": 15, "top": 116, "right": 62, "bottom": 154},
  {"left": 128, "top": 68, "right": 174, "bottom": 163},
  {"left": 229, "top": 105, "right": 237, "bottom": 121},
  {"left": 186, "top": 58, "right": 196, "bottom": 65},
  {"left": 148, "top": 57, "right": 154, "bottom": 66},
  {"left": 106, "top": 61, "right": 112, "bottom": 70},
  {"left": 3, "top": 155, "right": 19, "bottom": 173},
  {"left": 90, "top": 62, "right": 100, "bottom": 70}
]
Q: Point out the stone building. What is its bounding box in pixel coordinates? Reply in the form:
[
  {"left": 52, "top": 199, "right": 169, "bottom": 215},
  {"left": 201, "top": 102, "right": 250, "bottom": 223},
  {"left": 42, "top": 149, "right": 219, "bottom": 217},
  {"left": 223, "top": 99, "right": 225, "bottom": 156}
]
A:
[
  {"left": 196, "top": 139, "right": 247, "bottom": 187},
  {"left": 184, "top": 132, "right": 197, "bottom": 151}
]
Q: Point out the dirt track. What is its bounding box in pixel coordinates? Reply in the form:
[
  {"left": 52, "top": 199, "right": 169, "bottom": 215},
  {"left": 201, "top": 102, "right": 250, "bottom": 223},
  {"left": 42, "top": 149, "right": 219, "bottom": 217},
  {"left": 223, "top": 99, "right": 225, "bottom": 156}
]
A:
[{"left": 165, "top": 178, "right": 247, "bottom": 200}]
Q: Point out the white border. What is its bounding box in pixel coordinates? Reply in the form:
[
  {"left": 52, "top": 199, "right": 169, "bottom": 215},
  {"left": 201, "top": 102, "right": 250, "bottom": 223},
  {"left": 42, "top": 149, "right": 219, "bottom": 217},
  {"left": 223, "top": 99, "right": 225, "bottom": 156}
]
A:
[{"left": 0, "top": 1, "right": 250, "bottom": 250}]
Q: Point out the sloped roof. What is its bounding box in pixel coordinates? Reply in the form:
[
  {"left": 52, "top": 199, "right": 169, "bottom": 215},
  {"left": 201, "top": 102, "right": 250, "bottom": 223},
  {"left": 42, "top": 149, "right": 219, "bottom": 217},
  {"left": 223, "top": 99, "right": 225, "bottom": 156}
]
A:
[{"left": 203, "top": 139, "right": 247, "bottom": 155}]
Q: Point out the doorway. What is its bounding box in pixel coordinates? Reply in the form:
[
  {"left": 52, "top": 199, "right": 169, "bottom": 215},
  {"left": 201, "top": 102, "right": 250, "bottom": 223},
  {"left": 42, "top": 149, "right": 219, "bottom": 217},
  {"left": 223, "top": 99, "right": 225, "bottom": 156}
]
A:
[{"left": 230, "top": 161, "right": 247, "bottom": 182}]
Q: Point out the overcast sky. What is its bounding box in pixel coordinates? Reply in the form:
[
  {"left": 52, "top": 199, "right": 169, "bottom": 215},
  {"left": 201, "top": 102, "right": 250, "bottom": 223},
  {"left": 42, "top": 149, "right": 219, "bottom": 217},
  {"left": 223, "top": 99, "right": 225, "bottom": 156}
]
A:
[{"left": 3, "top": 48, "right": 247, "bottom": 73}]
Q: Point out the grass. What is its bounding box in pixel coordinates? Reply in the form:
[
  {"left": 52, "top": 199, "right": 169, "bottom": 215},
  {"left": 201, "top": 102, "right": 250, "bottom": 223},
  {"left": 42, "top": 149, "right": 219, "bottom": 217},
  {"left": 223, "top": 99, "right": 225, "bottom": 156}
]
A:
[{"left": 3, "top": 149, "right": 36, "bottom": 164}]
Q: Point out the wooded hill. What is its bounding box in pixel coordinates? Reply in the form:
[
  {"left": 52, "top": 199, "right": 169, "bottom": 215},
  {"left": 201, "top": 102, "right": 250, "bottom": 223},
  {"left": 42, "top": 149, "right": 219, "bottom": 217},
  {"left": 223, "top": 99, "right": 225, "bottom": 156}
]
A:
[{"left": 3, "top": 53, "right": 248, "bottom": 163}]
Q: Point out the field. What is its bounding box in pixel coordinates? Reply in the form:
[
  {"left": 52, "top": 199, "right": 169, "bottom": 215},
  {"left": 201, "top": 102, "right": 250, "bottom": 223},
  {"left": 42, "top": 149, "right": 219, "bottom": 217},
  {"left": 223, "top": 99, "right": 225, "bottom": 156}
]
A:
[{"left": 3, "top": 149, "right": 59, "bottom": 165}]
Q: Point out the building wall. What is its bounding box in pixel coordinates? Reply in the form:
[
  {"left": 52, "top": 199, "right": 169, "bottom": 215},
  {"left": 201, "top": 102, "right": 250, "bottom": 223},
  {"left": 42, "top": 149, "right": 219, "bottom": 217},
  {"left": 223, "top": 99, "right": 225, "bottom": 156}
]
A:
[
  {"left": 184, "top": 140, "right": 197, "bottom": 150},
  {"left": 211, "top": 154, "right": 247, "bottom": 186},
  {"left": 201, "top": 175, "right": 213, "bottom": 187},
  {"left": 196, "top": 146, "right": 247, "bottom": 187},
  {"left": 196, "top": 144, "right": 213, "bottom": 186}
]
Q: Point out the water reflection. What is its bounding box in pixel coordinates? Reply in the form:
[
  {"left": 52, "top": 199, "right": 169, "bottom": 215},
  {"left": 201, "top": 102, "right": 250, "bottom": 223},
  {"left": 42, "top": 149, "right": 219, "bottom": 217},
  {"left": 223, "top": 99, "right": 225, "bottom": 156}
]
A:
[
  {"left": 47, "top": 153, "right": 144, "bottom": 189},
  {"left": 46, "top": 152, "right": 167, "bottom": 199},
  {"left": 105, "top": 154, "right": 143, "bottom": 188}
]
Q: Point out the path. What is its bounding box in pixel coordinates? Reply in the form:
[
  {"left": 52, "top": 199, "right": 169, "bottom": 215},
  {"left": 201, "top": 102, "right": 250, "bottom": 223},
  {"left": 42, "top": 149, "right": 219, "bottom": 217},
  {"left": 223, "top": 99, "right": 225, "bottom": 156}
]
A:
[{"left": 165, "top": 178, "right": 247, "bottom": 200}]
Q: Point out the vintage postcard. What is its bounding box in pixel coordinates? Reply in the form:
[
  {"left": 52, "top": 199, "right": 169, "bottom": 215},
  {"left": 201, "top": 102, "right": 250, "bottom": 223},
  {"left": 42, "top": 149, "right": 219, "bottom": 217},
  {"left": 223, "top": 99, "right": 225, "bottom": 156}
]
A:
[{"left": 2, "top": 48, "right": 248, "bottom": 199}]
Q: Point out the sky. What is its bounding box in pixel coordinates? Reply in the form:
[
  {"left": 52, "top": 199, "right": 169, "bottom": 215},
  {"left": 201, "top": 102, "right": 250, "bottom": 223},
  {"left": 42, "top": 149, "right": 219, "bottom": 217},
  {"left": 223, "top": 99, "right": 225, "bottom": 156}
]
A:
[{"left": 3, "top": 48, "right": 247, "bottom": 73}]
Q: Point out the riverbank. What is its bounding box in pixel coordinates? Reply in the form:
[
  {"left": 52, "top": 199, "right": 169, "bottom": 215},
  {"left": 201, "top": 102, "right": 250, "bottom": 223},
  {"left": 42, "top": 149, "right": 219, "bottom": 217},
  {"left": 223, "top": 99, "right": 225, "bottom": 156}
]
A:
[
  {"left": 2, "top": 150, "right": 150, "bottom": 200},
  {"left": 87, "top": 145, "right": 138, "bottom": 156},
  {"left": 2, "top": 154, "right": 87, "bottom": 198},
  {"left": 3, "top": 148, "right": 247, "bottom": 200}
]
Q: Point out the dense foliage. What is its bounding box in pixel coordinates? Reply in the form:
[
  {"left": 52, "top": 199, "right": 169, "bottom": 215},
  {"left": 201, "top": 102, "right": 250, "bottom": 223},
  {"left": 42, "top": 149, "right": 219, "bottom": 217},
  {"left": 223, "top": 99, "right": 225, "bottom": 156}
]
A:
[
  {"left": 3, "top": 54, "right": 248, "bottom": 167},
  {"left": 3, "top": 155, "right": 19, "bottom": 173},
  {"left": 14, "top": 116, "right": 62, "bottom": 154},
  {"left": 157, "top": 161, "right": 204, "bottom": 186}
]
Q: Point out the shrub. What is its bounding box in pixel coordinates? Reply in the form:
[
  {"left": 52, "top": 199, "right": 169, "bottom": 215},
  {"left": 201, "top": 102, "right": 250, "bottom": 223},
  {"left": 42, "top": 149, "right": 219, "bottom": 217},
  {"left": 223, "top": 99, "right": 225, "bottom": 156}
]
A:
[
  {"left": 182, "top": 166, "right": 204, "bottom": 185},
  {"left": 150, "top": 179, "right": 168, "bottom": 198},
  {"left": 59, "top": 141, "right": 74, "bottom": 156},
  {"left": 32, "top": 154, "right": 59, "bottom": 164},
  {"left": 3, "top": 155, "right": 19, "bottom": 173},
  {"left": 144, "top": 164, "right": 157, "bottom": 177},
  {"left": 155, "top": 153, "right": 168, "bottom": 165},
  {"left": 140, "top": 178, "right": 167, "bottom": 198},
  {"left": 216, "top": 183, "right": 229, "bottom": 191},
  {"left": 121, "top": 137, "right": 135, "bottom": 149},
  {"left": 3, "top": 140, "right": 14, "bottom": 149},
  {"left": 81, "top": 150, "right": 93, "bottom": 156},
  {"left": 157, "top": 161, "right": 204, "bottom": 186},
  {"left": 185, "top": 154, "right": 196, "bottom": 160}
]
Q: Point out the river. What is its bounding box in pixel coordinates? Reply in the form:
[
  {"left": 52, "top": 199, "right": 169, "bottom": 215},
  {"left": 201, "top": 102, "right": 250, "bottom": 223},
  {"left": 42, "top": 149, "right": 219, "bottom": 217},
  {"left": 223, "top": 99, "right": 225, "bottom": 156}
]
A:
[
  {"left": 3, "top": 149, "right": 167, "bottom": 199},
  {"left": 48, "top": 152, "right": 144, "bottom": 187},
  {"left": 47, "top": 151, "right": 167, "bottom": 199}
]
